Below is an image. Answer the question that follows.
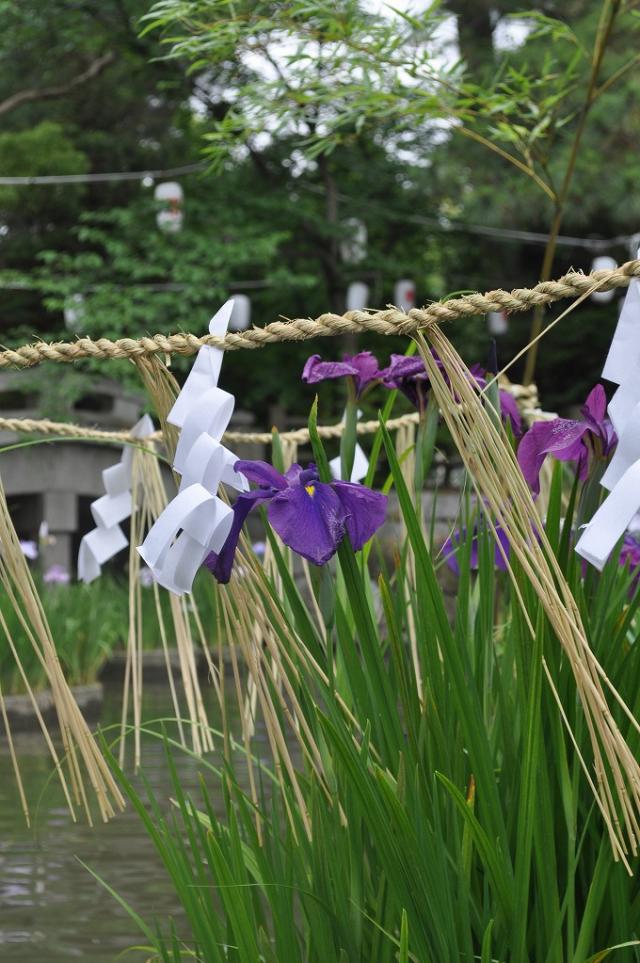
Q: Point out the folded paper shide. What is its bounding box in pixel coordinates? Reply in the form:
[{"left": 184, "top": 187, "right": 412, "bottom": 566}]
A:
[
  {"left": 138, "top": 301, "right": 247, "bottom": 595},
  {"left": 576, "top": 257, "right": 640, "bottom": 570},
  {"left": 78, "top": 414, "right": 155, "bottom": 582}
]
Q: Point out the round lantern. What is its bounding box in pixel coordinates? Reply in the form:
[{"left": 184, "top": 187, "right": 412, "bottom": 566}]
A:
[
  {"left": 590, "top": 256, "right": 617, "bottom": 303},
  {"left": 340, "top": 218, "right": 368, "bottom": 265},
  {"left": 64, "top": 293, "right": 85, "bottom": 332},
  {"left": 488, "top": 310, "right": 509, "bottom": 335},
  {"left": 346, "top": 282, "right": 369, "bottom": 311},
  {"left": 154, "top": 181, "right": 184, "bottom": 233},
  {"left": 229, "top": 294, "right": 251, "bottom": 332},
  {"left": 394, "top": 279, "right": 416, "bottom": 313}
]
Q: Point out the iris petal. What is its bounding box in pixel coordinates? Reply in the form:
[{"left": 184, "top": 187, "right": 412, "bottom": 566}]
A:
[
  {"left": 331, "top": 481, "right": 387, "bottom": 551},
  {"left": 302, "top": 356, "right": 360, "bottom": 384},
  {"left": 517, "top": 418, "right": 590, "bottom": 494},
  {"left": 347, "top": 351, "right": 382, "bottom": 395},
  {"left": 498, "top": 390, "right": 522, "bottom": 436},
  {"left": 234, "top": 459, "right": 287, "bottom": 490},
  {"left": 302, "top": 351, "right": 381, "bottom": 397},
  {"left": 268, "top": 481, "right": 345, "bottom": 565},
  {"left": 382, "top": 355, "right": 428, "bottom": 384},
  {"left": 204, "top": 489, "right": 272, "bottom": 583},
  {"left": 581, "top": 383, "right": 607, "bottom": 425}
]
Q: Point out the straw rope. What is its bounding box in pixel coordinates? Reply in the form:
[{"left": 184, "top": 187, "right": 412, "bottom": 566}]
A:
[
  {"left": 0, "top": 410, "right": 421, "bottom": 445},
  {"left": 1, "top": 260, "right": 638, "bottom": 370}
]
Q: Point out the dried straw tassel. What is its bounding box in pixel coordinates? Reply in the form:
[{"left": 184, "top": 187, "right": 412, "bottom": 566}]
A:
[
  {"left": 134, "top": 354, "right": 181, "bottom": 463},
  {"left": 0, "top": 474, "right": 125, "bottom": 823},
  {"left": 418, "top": 326, "right": 640, "bottom": 869},
  {"left": 118, "top": 440, "right": 215, "bottom": 763}
]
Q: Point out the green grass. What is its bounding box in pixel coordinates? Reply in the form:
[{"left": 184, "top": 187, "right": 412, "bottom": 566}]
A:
[{"left": 0, "top": 568, "right": 217, "bottom": 694}]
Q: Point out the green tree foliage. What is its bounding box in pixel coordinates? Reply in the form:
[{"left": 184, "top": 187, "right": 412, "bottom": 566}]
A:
[
  {"left": 2, "top": 0, "right": 640, "bottom": 416},
  {"left": 142, "top": 0, "right": 640, "bottom": 404},
  {"left": 0, "top": 0, "right": 194, "bottom": 328},
  {"left": 0, "top": 0, "right": 451, "bottom": 416}
]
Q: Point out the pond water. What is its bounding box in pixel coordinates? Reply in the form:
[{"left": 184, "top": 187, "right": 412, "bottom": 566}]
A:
[{"left": 0, "top": 682, "right": 253, "bottom": 961}]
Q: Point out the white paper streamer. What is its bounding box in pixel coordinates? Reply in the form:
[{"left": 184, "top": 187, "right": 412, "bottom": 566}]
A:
[
  {"left": 138, "top": 301, "right": 246, "bottom": 595},
  {"left": 329, "top": 409, "right": 369, "bottom": 483},
  {"left": 576, "top": 253, "right": 640, "bottom": 570},
  {"left": 575, "top": 461, "right": 640, "bottom": 570},
  {"left": 78, "top": 414, "right": 155, "bottom": 583},
  {"left": 608, "top": 380, "right": 640, "bottom": 437},
  {"left": 601, "top": 277, "right": 640, "bottom": 385},
  {"left": 601, "top": 401, "right": 640, "bottom": 491}
]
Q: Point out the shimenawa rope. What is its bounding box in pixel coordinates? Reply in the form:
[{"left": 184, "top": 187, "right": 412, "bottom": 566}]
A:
[
  {"left": 0, "top": 411, "right": 421, "bottom": 445},
  {"left": 0, "top": 260, "right": 637, "bottom": 370}
]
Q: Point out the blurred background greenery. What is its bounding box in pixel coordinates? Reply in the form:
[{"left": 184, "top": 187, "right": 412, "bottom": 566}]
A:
[{"left": 0, "top": 567, "right": 217, "bottom": 693}]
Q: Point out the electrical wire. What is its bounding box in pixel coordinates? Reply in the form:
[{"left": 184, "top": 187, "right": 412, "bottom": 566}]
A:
[
  {"left": 1, "top": 160, "right": 637, "bottom": 253},
  {"left": 0, "top": 162, "right": 206, "bottom": 186}
]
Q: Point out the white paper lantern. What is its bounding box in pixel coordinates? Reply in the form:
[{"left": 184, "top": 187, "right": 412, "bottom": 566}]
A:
[
  {"left": 154, "top": 181, "right": 184, "bottom": 233},
  {"left": 628, "top": 233, "right": 640, "bottom": 259},
  {"left": 346, "top": 282, "right": 369, "bottom": 311},
  {"left": 340, "top": 218, "right": 368, "bottom": 265},
  {"left": 229, "top": 294, "right": 251, "bottom": 331},
  {"left": 64, "top": 293, "right": 85, "bottom": 332},
  {"left": 394, "top": 279, "right": 416, "bottom": 313},
  {"left": 488, "top": 310, "right": 509, "bottom": 335},
  {"left": 590, "top": 256, "right": 617, "bottom": 303}
]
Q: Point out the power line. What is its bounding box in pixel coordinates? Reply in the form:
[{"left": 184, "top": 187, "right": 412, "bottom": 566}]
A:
[
  {"left": 1, "top": 160, "right": 636, "bottom": 252},
  {"left": 407, "top": 214, "right": 637, "bottom": 254},
  {"left": 0, "top": 162, "right": 206, "bottom": 186},
  {"left": 301, "top": 183, "right": 639, "bottom": 254},
  {"left": 0, "top": 279, "right": 271, "bottom": 292}
]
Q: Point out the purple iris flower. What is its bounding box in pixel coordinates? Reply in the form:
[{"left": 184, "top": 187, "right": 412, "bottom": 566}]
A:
[
  {"left": 497, "top": 391, "right": 522, "bottom": 436},
  {"left": 205, "top": 459, "right": 387, "bottom": 583},
  {"left": 517, "top": 385, "right": 616, "bottom": 496},
  {"left": 302, "top": 351, "right": 381, "bottom": 398},
  {"left": 381, "top": 353, "right": 438, "bottom": 410},
  {"left": 620, "top": 534, "right": 640, "bottom": 592},
  {"left": 43, "top": 564, "right": 70, "bottom": 585},
  {"left": 441, "top": 523, "right": 511, "bottom": 575},
  {"left": 382, "top": 354, "right": 522, "bottom": 433},
  {"left": 468, "top": 366, "right": 522, "bottom": 436}
]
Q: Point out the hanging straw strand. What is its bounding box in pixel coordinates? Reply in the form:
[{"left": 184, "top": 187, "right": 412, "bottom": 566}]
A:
[{"left": 419, "top": 327, "right": 640, "bottom": 868}]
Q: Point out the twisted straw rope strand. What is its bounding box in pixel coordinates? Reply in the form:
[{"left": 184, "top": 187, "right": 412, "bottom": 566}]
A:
[
  {"left": 1, "top": 260, "right": 638, "bottom": 371},
  {"left": 0, "top": 411, "right": 420, "bottom": 446}
]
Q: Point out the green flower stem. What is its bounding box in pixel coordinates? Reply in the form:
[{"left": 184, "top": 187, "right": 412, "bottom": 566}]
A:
[{"left": 339, "top": 380, "right": 359, "bottom": 482}]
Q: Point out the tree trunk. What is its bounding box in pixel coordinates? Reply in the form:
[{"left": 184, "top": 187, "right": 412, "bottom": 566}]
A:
[{"left": 445, "top": 0, "right": 495, "bottom": 77}]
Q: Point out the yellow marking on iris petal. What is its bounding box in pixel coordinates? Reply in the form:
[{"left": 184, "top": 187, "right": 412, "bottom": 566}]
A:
[{"left": 305, "top": 484, "right": 315, "bottom": 496}]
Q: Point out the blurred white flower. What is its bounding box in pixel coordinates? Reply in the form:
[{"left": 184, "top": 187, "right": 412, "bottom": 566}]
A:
[
  {"left": 251, "top": 541, "right": 266, "bottom": 557},
  {"left": 138, "top": 566, "right": 155, "bottom": 588},
  {"left": 38, "top": 521, "right": 57, "bottom": 548},
  {"left": 19, "top": 539, "right": 38, "bottom": 560}
]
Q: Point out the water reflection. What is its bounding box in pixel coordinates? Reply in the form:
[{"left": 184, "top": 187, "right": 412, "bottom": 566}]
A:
[{"left": 0, "top": 682, "right": 248, "bottom": 962}]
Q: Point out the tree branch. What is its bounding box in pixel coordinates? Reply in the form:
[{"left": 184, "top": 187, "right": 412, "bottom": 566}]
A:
[{"left": 0, "top": 51, "right": 116, "bottom": 118}]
